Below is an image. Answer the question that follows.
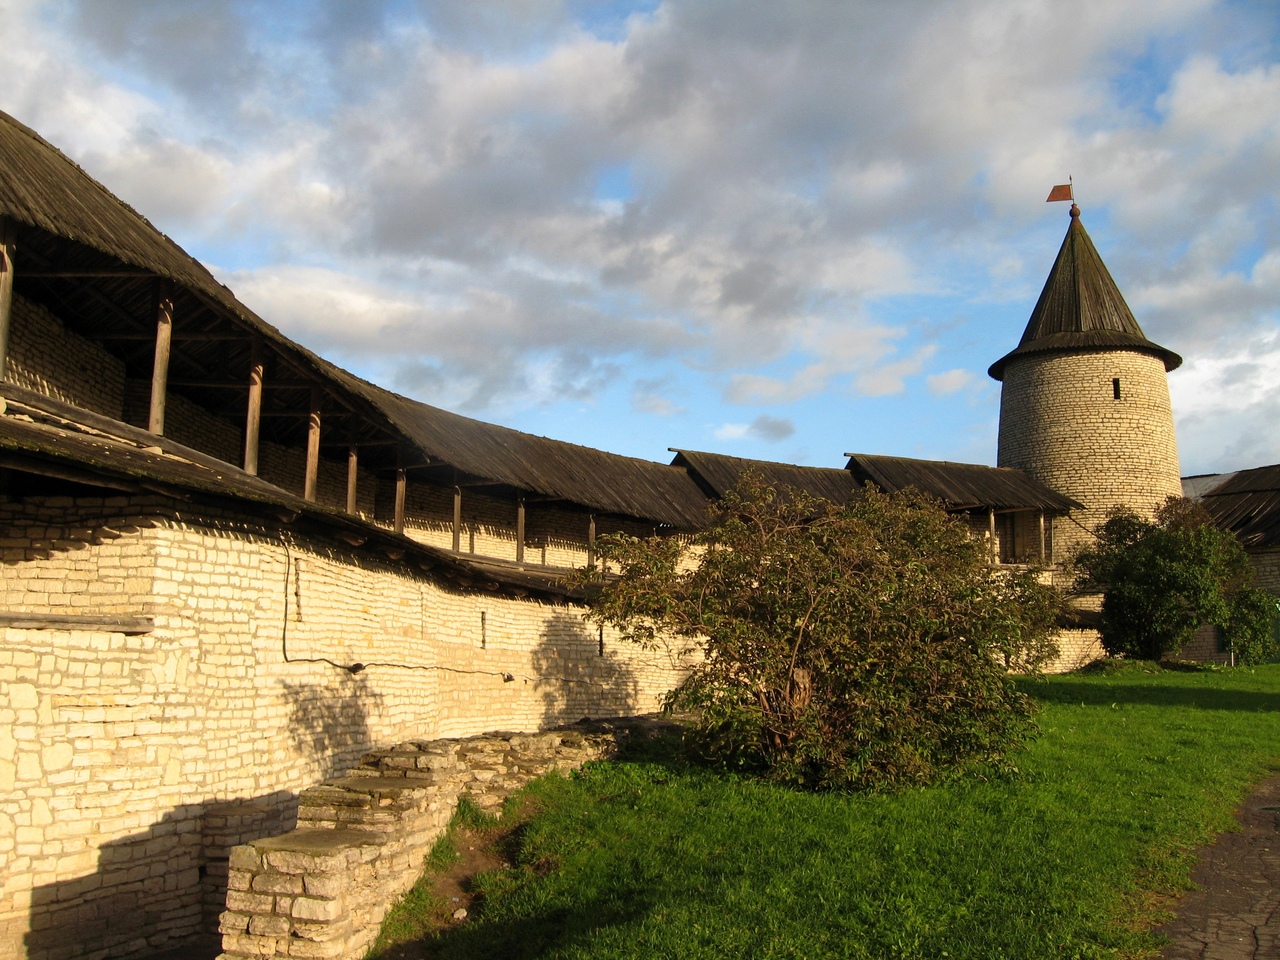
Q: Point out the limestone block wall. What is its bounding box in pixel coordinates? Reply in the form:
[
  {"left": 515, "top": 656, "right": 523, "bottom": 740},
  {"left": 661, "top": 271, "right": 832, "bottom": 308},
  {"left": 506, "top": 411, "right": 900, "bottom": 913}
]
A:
[
  {"left": 1250, "top": 545, "right": 1280, "bottom": 595},
  {"left": 998, "top": 349, "right": 1181, "bottom": 558},
  {"left": 3, "top": 295, "right": 126, "bottom": 419},
  {"left": 220, "top": 726, "right": 623, "bottom": 960},
  {"left": 1050, "top": 629, "right": 1105, "bottom": 673},
  {"left": 0, "top": 493, "right": 694, "bottom": 960}
]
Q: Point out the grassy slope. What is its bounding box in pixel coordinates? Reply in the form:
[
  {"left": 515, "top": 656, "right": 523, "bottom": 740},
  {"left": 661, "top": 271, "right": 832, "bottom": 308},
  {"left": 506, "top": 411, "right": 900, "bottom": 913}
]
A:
[{"left": 374, "top": 665, "right": 1280, "bottom": 960}]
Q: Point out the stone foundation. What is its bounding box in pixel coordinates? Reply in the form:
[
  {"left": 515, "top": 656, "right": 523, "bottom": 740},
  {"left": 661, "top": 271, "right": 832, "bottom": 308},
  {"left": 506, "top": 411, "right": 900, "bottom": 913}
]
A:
[{"left": 218, "top": 723, "right": 630, "bottom": 960}]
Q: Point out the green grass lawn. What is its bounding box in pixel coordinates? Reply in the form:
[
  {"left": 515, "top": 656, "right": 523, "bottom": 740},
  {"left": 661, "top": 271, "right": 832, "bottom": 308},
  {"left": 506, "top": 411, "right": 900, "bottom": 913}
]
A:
[{"left": 372, "top": 664, "right": 1280, "bottom": 960}]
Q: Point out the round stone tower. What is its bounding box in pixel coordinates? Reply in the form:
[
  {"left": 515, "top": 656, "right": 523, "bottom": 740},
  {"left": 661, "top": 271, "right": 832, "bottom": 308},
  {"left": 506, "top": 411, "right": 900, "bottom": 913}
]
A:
[{"left": 989, "top": 204, "right": 1183, "bottom": 558}]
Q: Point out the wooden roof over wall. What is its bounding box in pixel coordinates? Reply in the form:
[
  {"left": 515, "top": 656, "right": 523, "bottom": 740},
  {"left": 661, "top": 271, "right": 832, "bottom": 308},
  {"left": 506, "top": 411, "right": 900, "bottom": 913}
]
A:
[
  {"left": 845, "top": 453, "right": 1082, "bottom": 512},
  {"left": 0, "top": 385, "right": 584, "bottom": 600},
  {"left": 0, "top": 108, "right": 708, "bottom": 529},
  {"left": 670, "top": 449, "right": 855, "bottom": 503}
]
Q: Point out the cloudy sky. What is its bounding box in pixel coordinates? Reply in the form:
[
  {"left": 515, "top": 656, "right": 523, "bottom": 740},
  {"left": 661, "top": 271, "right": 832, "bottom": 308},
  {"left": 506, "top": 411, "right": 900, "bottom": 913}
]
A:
[{"left": 2, "top": 0, "right": 1277, "bottom": 475}]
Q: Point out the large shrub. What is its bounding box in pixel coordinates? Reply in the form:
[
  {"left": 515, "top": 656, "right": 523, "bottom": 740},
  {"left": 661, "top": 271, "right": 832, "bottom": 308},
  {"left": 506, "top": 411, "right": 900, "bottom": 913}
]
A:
[
  {"left": 1073, "top": 497, "right": 1278, "bottom": 663},
  {"left": 572, "top": 476, "right": 1060, "bottom": 791}
]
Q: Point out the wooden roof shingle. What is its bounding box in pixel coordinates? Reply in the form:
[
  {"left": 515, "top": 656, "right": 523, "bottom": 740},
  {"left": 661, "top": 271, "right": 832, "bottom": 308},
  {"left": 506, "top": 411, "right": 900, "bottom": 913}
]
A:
[
  {"left": 845, "top": 453, "right": 1082, "bottom": 512},
  {"left": 670, "top": 449, "right": 855, "bottom": 503},
  {"left": 988, "top": 207, "right": 1181, "bottom": 380},
  {"left": 1195, "top": 464, "right": 1280, "bottom": 548}
]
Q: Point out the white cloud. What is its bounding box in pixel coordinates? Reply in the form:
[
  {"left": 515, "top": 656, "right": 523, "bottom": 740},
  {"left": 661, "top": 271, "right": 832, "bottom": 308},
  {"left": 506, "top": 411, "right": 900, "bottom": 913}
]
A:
[
  {"left": 714, "top": 422, "right": 749, "bottom": 441},
  {"left": 0, "top": 0, "right": 1276, "bottom": 471},
  {"left": 926, "top": 369, "right": 975, "bottom": 396},
  {"left": 632, "top": 375, "right": 686, "bottom": 417},
  {"left": 1171, "top": 329, "right": 1280, "bottom": 473}
]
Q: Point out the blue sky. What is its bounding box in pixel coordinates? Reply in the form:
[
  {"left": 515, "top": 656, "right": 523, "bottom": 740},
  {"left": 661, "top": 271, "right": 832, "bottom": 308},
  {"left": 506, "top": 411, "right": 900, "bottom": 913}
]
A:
[{"left": 2, "top": 0, "right": 1278, "bottom": 475}]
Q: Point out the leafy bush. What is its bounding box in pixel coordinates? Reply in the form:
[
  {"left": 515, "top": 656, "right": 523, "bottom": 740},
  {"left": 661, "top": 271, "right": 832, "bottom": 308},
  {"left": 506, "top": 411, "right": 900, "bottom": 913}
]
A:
[
  {"left": 1073, "top": 497, "right": 1278, "bottom": 663},
  {"left": 571, "top": 475, "right": 1060, "bottom": 791}
]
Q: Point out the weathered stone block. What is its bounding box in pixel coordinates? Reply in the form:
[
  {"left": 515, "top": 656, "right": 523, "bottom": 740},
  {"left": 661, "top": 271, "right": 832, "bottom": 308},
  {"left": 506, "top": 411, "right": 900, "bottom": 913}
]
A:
[
  {"left": 217, "top": 912, "right": 251, "bottom": 935},
  {"left": 248, "top": 915, "right": 291, "bottom": 937},
  {"left": 225, "top": 890, "right": 275, "bottom": 914},
  {"left": 252, "top": 874, "right": 304, "bottom": 895},
  {"left": 291, "top": 898, "right": 342, "bottom": 922},
  {"left": 228, "top": 847, "right": 262, "bottom": 871}
]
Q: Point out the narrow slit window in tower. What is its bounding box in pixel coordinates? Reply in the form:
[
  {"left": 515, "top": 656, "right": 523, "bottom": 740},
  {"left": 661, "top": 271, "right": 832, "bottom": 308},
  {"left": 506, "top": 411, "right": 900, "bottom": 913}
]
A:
[{"left": 1112, "top": 378, "right": 1121, "bottom": 400}]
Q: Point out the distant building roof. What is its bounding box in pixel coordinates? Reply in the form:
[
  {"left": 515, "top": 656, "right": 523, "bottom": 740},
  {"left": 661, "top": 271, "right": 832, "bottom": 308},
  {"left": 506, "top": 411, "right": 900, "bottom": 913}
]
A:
[
  {"left": 844, "top": 453, "right": 1082, "bottom": 512},
  {"left": 988, "top": 205, "right": 1182, "bottom": 381},
  {"left": 1194, "top": 463, "right": 1280, "bottom": 548},
  {"left": 1182, "top": 472, "right": 1237, "bottom": 500}
]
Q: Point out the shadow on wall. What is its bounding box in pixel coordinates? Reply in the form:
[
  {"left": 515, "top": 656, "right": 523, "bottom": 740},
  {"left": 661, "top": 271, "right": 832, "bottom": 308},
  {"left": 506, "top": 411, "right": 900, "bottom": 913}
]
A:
[
  {"left": 281, "top": 674, "right": 384, "bottom": 781},
  {"left": 532, "top": 610, "right": 640, "bottom": 729},
  {"left": 23, "top": 796, "right": 295, "bottom": 960},
  {"left": 21, "top": 679, "right": 388, "bottom": 960}
]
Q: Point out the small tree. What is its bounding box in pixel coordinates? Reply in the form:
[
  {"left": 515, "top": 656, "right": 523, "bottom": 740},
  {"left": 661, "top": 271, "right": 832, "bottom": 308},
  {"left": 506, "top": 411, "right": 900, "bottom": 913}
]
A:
[
  {"left": 571, "top": 475, "right": 1060, "bottom": 791},
  {"left": 1073, "top": 497, "right": 1278, "bottom": 663}
]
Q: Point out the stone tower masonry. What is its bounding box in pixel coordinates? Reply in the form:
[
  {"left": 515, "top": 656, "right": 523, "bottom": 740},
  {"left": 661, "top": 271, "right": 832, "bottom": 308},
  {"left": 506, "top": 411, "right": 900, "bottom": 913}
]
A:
[{"left": 989, "top": 204, "right": 1183, "bottom": 559}]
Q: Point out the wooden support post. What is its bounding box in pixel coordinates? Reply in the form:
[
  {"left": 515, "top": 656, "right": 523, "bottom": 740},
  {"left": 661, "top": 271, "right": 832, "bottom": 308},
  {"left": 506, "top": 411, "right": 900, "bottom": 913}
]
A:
[
  {"left": 452, "top": 486, "right": 462, "bottom": 552},
  {"left": 346, "top": 445, "right": 358, "bottom": 515},
  {"left": 303, "top": 386, "right": 321, "bottom": 501},
  {"left": 1038, "top": 511, "right": 1046, "bottom": 563},
  {"left": 516, "top": 497, "right": 526, "bottom": 564},
  {"left": 393, "top": 467, "right": 407, "bottom": 535},
  {"left": 243, "top": 339, "right": 264, "bottom": 474},
  {"left": 988, "top": 507, "right": 997, "bottom": 565},
  {"left": 587, "top": 514, "right": 597, "bottom": 570},
  {"left": 0, "top": 219, "right": 15, "bottom": 382},
  {"left": 148, "top": 280, "right": 174, "bottom": 435}
]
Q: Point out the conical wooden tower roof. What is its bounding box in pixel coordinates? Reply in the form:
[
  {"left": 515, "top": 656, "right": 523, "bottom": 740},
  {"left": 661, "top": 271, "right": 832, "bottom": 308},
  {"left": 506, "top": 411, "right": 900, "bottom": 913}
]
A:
[{"left": 988, "top": 205, "right": 1181, "bottom": 380}]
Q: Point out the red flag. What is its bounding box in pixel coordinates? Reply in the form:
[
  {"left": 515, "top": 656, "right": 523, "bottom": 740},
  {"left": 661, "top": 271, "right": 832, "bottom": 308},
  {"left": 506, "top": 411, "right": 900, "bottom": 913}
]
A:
[{"left": 1046, "top": 183, "right": 1073, "bottom": 202}]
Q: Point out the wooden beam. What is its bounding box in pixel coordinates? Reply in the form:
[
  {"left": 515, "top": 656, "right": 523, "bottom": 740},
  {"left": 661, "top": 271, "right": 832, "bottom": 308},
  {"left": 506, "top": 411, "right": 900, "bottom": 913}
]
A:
[
  {"left": 346, "top": 445, "right": 358, "bottom": 515},
  {"left": 394, "top": 467, "right": 407, "bottom": 535},
  {"left": 1038, "top": 511, "right": 1046, "bottom": 563},
  {"left": 303, "top": 386, "right": 321, "bottom": 501},
  {"left": 0, "top": 219, "right": 14, "bottom": 381},
  {"left": 148, "top": 280, "right": 174, "bottom": 435},
  {"left": 587, "top": 514, "right": 597, "bottom": 570},
  {"left": 452, "top": 485, "right": 462, "bottom": 552},
  {"left": 0, "top": 612, "right": 154, "bottom": 634},
  {"left": 516, "top": 497, "right": 526, "bottom": 564},
  {"left": 988, "top": 507, "right": 997, "bottom": 566},
  {"left": 243, "top": 339, "right": 264, "bottom": 475}
]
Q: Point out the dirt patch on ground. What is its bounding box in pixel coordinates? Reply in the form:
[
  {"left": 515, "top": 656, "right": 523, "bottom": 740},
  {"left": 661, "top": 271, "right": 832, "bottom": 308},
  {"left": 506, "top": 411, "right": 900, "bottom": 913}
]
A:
[
  {"left": 374, "top": 804, "right": 535, "bottom": 960},
  {"left": 1157, "top": 772, "right": 1280, "bottom": 959}
]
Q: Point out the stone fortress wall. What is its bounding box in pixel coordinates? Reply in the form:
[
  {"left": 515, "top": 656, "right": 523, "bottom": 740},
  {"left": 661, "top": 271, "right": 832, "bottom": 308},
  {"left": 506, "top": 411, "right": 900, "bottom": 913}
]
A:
[
  {"left": 0, "top": 297, "right": 695, "bottom": 960},
  {"left": 997, "top": 349, "right": 1182, "bottom": 559},
  {"left": 0, "top": 497, "right": 693, "bottom": 960}
]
